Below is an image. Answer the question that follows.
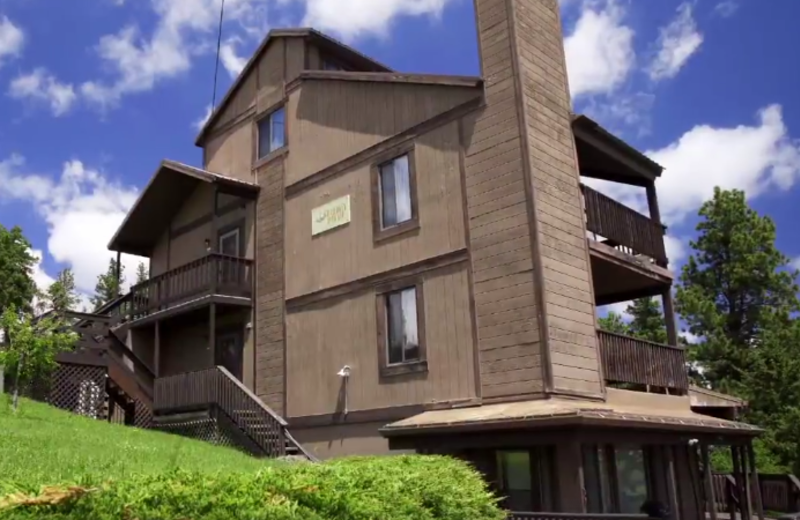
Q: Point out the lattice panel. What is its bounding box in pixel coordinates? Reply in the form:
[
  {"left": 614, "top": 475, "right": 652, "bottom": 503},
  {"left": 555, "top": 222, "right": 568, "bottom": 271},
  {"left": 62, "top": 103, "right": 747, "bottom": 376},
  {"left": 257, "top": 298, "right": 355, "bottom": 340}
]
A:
[
  {"left": 154, "top": 416, "right": 238, "bottom": 449},
  {"left": 134, "top": 400, "right": 153, "bottom": 429},
  {"left": 50, "top": 364, "right": 108, "bottom": 420}
]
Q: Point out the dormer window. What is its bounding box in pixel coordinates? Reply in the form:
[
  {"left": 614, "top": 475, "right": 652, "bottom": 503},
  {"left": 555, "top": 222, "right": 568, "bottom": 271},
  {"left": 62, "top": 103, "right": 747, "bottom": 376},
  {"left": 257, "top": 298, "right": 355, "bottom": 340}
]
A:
[{"left": 257, "top": 107, "right": 286, "bottom": 160}]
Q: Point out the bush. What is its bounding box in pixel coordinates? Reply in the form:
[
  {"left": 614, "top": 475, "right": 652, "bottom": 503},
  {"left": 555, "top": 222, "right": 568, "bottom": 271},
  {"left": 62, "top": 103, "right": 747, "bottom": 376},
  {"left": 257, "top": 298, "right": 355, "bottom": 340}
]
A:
[{"left": 0, "top": 455, "right": 505, "bottom": 520}]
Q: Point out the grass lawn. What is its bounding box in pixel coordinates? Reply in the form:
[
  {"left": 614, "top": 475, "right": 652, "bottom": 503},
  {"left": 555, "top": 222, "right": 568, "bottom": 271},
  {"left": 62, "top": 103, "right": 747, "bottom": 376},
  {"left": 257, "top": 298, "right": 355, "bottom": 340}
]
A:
[{"left": 0, "top": 395, "right": 270, "bottom": 491}]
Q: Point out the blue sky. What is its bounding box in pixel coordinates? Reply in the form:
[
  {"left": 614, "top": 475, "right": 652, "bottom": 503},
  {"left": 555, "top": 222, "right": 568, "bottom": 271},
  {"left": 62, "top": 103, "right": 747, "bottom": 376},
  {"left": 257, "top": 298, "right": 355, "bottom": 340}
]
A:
[{"left": 0, "top": 0, "right": 799, "bottom": 319}]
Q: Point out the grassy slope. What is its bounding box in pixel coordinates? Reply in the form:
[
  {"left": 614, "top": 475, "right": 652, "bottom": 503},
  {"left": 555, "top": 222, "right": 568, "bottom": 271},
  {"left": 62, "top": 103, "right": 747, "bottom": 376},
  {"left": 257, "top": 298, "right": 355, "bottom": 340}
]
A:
[{"left": 0, "top": 396, "right": 269, "bottom": 490}]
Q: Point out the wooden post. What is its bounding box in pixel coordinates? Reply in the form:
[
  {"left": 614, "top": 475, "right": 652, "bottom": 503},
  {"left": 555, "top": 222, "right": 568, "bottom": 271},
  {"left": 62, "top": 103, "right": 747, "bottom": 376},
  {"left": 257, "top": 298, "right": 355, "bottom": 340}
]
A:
[
  {"left": 646, "top": 181, "right": 661, "bottom": 223},
  {"left": 701, "top": 443, "right": 718, "bottom": 520},
  {"left": 662, "top": 288, "right": 679, "bottom": 347},
  {"left": 732, "top": 445, "right": 746, "bottom": 519},
  {"left": 742, "top": 445, "right": 754, "bottom": 520},
  {"left": 115, "top": 250, "right": 122, "bottom": 296},
  {"left": 747, "top": 442, "right": 765, "bottom": 520},
  {"left": 209, "top": 303, "right": 216, "bottom": 368},
  {"left": 154, "top": 321, "right": 161, "bottom": 377}
]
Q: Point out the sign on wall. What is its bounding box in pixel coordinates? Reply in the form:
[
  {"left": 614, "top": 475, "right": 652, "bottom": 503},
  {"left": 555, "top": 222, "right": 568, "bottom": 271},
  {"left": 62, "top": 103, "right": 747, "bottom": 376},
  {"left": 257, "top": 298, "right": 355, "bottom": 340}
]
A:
[{"left": 311, "top": 195, "right": 351, "bottom": 236}]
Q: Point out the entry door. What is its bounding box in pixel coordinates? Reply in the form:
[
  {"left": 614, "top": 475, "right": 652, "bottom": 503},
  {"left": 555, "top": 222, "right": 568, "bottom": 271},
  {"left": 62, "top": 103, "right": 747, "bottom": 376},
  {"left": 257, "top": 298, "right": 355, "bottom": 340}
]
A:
[{"left": 215, "top": 331, "right": 244, "bottom": 381}]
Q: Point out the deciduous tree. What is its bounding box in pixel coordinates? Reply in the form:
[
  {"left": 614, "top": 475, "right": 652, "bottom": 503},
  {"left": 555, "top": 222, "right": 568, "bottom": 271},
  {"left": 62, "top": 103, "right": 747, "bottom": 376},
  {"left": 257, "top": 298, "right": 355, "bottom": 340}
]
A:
[{"left": 0, "top": 306, "right": 77, "bottom": 411}]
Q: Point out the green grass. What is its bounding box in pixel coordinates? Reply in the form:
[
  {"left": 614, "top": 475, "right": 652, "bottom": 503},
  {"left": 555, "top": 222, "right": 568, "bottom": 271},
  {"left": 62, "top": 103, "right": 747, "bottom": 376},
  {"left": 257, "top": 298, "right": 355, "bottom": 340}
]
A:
[
  {"left": 0, "top": 395, "right": 269, "bottom": 490},
  {"left": 0, "top": 396, "right": 504, "bottom": 519}
]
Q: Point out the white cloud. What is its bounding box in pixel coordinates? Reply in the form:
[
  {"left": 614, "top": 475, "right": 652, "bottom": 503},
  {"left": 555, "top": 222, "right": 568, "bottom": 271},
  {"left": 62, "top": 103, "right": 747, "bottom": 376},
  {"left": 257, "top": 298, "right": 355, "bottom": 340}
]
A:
[
  {"left": 0, "top": 15, "right": 24, "bottom": 66},
  {"left": 8, "top": 68, "right": 78, "bottom": 116},
  {"left": 220, "top": 39, "right": 248, "bottom": 78},
  {"left": 563, "top": 0, "right": 635, "bottom": 99},
  {"left": 599, "top": 300, "right": 633, "bottom": 319},
  {"left": 714, "top": 0, "right": 739, "bottom": 18},
  {"left": 791, "top": 257, "right": 800, "bottom": 272},
  {"left": 0, "top": 156, "right": 144, "bottom": 295},
  {"left": 193, "top": 104, "right": 213, "bottom": 130},
  {"left": 80, "top": 0, "right": 268, "bottom": 108},
  {"left": 664, "top": 235, "right": 686, "bottom": 266},
  {"left": 586, "top": 105, "right": 800, "bottom": 229},
  {"left": 647, "top": 2, "right": 703, "bottom": 82},
  {"left": 300, "top": 0, "right": 452, "bottom": 41}
]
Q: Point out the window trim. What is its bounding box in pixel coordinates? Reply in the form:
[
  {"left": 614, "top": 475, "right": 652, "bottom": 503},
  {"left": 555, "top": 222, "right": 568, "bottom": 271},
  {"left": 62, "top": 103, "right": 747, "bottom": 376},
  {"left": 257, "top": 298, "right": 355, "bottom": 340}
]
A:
[
  {"left": 254, "top": 105, "right": 287, "bottom": 165},
  {"left": 370, "top": 143, "right": 420, "bottom": 243},
  {"left": 375, "top": 277, "right": 427, "bottom": 378}
]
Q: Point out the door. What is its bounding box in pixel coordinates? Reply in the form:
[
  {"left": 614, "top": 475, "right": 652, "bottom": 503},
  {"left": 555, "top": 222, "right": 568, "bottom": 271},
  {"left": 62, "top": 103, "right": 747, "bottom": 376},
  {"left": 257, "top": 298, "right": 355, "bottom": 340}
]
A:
[
  {"left": 215, "top": 331, "right": 244, "bottom": 381},
  {"left": 217, "top": 228, "right": 241, "bottom": 287}
]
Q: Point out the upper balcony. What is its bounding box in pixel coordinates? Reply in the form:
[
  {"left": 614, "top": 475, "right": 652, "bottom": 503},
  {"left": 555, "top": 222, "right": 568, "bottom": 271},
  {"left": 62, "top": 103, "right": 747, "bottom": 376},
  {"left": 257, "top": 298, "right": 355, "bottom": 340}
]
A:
[
  {"left": 572, "top": 114, "right": 673, "bottom": 306},
  {"left": 106, "top": 160, "right": 260, "bottom": 326}
]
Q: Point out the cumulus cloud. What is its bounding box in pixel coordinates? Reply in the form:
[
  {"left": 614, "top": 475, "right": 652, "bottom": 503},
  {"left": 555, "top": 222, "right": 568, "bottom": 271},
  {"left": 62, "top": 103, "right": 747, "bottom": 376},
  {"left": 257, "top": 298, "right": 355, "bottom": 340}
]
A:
[
  {"left": 647, "top": 2, "right": 703, "bottom": 82},
  {"left": 0, "top": 156, "right": 144, "bottom": 296},
  {"left": 0, "top": 15, "right": 24, "bottom": 66},
  {"left": 714, "top": 0, "right": 739, "bottom": 18},
  {"left": 563, "top": 0, "right": 635, "bottom": 99},
  {"left": 8, "top": 68, "right": 78, "bottom": 116},
  {"left": 193, "top": 104, "right": 213, "bottom": 130},
  {"left": 220, "top": 39, "right": 249, "bottom": 78}
]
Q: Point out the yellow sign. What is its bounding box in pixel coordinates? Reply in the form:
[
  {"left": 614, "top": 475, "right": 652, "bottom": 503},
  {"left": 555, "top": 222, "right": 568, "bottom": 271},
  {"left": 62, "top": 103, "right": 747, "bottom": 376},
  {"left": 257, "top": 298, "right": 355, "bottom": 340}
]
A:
[{"left": 311, "top": 195, "right": 351, "bottom": 236}]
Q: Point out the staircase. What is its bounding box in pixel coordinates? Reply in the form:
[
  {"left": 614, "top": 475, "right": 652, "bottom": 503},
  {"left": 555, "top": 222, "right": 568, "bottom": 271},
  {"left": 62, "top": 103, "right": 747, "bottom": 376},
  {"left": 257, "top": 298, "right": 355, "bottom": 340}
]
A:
[{"left": 51, "top": 302, "right": 315, "bottom": 461}]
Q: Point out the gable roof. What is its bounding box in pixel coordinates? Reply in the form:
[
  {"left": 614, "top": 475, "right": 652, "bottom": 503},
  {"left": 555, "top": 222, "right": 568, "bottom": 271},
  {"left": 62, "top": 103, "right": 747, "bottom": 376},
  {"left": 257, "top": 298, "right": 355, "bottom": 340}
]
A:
[
  {"left": 107, "top": 160, "right": 259, "bottom": 257},
  {"left": 194, "top": 28, "right": 394, "bottom": 147}
]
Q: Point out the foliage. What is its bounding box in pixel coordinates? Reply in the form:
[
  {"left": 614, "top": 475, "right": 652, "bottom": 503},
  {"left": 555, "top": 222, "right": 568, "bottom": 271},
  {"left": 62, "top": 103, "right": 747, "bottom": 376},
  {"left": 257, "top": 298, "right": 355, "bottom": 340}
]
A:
[
  {"left": 709, "top": 439, "right": 788, "bottom": 474},
  {"left": 0, "top": 308, "right": 77, "bottom": 411},
  {"left": 45, "top": 269, "right": 80, "bottom": 315},
  {"left": 597, "top": 298, "right": 669, "bottom": 344},
  {"left": 135, "top": 262, "right": 148, "bottom": 285},
  {"left": 675, "top": 188, "right": 799, "bottom": 393},
  {"left": 0, "top": 225, "right": 36, "bottom": 319},
  {"left": 90, "top": 259, "right": 124, "bottom": 311},
  {"left": 0, "top": 402, "right": 504, "bottom": 520},
  {"left": 597, "top": 311, "right": 630, "bottom": 335}
]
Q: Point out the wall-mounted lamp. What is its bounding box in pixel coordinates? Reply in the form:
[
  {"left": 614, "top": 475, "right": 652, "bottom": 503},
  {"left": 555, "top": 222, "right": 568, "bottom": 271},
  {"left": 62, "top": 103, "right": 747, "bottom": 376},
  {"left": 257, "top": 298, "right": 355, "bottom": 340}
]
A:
[
  {"left": 337, "top": 365, "right": 352, "bottom": 416},
  {"left": 204, "top": 239, "right": 211, "bottom": 251}
]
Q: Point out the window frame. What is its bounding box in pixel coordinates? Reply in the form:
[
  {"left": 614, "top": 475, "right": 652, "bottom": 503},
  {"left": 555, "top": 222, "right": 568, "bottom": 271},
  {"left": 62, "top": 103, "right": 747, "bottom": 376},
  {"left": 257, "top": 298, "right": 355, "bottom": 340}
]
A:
[
  {"left": 582, "top": 444, "right": 655, "bottom": 514},
  {"left": 375, "top": 277, "right": 427, "bottom": 378},
  {"left": 370, "top": 144, "right": 420, "bottom": 243},
  {"left": 216, "top": 219, "right": 246, "bottom": 258},
  {"left": 255, "top": 105, "right": 287, "bottom": 163}
]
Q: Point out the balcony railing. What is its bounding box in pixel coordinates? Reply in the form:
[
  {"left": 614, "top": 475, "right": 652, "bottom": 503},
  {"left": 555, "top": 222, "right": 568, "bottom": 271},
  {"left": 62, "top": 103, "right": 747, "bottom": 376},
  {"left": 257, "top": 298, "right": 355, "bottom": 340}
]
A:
[
  {"left": 597, "top": 330, "right": 689, "bottom": 394},
  {"left": 581, "top": 184, "right": 668, "bottom": 266},
  {"left": 112, "top": 253, "right": 253, "bottom": 324}
]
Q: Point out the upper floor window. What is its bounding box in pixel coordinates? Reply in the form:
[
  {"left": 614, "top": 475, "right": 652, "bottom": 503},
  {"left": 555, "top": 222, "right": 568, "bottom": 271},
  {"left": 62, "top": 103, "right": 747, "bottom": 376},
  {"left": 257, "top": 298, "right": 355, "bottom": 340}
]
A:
[
  {"left": 322, "top": 59, "right": 344, "bottom": 71},
  {"left": 257, "top": 107, "right": 285, "bottom": 160},
  {"left": 377, "top": 280, "right": 427, "bottom": 377},
  {"left": 379, "top": 154, "right": 413, "bottom": 228}
]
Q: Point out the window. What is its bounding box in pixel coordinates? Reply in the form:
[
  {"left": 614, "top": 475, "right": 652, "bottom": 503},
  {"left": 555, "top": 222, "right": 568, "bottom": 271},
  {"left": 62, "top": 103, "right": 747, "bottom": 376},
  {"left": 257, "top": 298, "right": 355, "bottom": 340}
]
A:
[
  {"left": 582, "top": 444, "right": 653, "bottom": 514},
  {"left": 376, "top": 281, "right": 426, "bottom": 377},
  {"left": 372, "top": 148, "right": 419, "bottom": 241},
  {"left": 218, "top": 228, "right": 240, "bottom": 257},
  {"left": 496, "top": 448, "right": 557, "bottom": 513},
  {"left": 322, "top": 59, "right": 344, "bottom": 71},
  {"left": 257, "top": 107, "right": 286, "bottom": 160}
]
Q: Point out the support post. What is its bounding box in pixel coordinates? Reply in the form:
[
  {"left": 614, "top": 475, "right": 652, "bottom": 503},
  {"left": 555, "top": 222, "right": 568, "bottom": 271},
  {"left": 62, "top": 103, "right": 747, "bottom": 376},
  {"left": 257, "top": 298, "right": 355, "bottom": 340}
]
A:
[
  {"left": 701, "top": 443, "right": 718, "bottom": 520},
  {"left": 662, "top": 288, "right": 679, "bottom": 346},
  {"left": 747, "top": 442, "right": 765, "bottom": 520},
  {"left": 732, "top": 445, "right": 746, "bottom": 518},
  {"left": 742, "top": 445, "right": 754, "bottom": 520},
  {"left": 209, "top": 303, "right": 216, "bottom": 368},
  {"left": 154, "top": 321, "right": 161, "bottom": 377},
  {"left": 664, "top": 446, "right": 680, "bottom": 520},
  {"left": 115, "top": 250, "right": 122, "bottom": 296}
]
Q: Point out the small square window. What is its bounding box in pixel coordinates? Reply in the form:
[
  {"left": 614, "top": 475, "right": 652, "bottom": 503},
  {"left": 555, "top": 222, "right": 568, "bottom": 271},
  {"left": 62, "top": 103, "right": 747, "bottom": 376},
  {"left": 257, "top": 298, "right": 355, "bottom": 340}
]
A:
[
  {"left": 257, "top": 107, "right": 286, "bottom": 160},
  {"left": 377, "top": 281, "right": 427, "bottom": 377}
]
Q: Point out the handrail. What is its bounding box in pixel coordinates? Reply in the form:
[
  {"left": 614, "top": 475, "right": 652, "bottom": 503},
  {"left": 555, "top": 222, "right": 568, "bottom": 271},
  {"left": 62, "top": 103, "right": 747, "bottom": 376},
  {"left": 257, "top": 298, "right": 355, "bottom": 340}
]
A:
[
  {"left": 598, "top": 329, "right": 686, "bottom": 351},
  {"left": 216, "top": 365, "right": 287, "bottom": 426},
  {"left": 597, "top": 329, "right": 689, "bottom": 393}
]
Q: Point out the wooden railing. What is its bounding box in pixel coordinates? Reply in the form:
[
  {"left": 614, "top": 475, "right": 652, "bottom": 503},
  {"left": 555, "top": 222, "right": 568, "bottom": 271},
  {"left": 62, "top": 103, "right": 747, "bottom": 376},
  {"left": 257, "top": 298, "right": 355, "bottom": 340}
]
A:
[
  {"left": 581, "top": 184, "right": 668, "bottom": 266},
  {"left": 597, "top": 330, "right": 689, "bottom": 393},
  {"left": 509, "top": 514, "right": 655, "bottom": 520},
  {"left": 112, "top": 253, "right": 253, "bottom": 323},
  {"left": 154, "top": 366, "right": 314, "bottom": 460},
  {"left": 713, "top": 473, "right": 800, "bottom": 514}
]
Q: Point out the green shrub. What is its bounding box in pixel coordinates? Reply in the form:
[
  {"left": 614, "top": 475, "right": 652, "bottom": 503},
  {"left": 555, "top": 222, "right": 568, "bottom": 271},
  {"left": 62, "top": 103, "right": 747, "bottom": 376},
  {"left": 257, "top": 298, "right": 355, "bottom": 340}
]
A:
[{"left": 0, "top": 455, "right": 505, "bottom": 520}]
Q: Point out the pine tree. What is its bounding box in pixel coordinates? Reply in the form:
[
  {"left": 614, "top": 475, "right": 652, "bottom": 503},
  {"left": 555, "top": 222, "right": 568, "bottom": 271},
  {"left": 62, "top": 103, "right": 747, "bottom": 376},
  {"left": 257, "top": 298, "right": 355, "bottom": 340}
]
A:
[
  {"left": 675, "top": 188, "right": 799, "bottom": 393},
  {"left": 597, "top": 311, "right": 630, "bottom": 335},
  {"left": 626, "top": 298, "right": 668, "bottom": 344},
  {"left": 135, "top": 262, "right": 148, "bottom": 284},
  {"left": 90, "top": 258, "right": 125, "bottom": 311},
  {"left": 0, "top": 225, "right": 37, "bottom": 317},
  {"left": 47, "top": 268, "right": 80, "bottom": 314}
]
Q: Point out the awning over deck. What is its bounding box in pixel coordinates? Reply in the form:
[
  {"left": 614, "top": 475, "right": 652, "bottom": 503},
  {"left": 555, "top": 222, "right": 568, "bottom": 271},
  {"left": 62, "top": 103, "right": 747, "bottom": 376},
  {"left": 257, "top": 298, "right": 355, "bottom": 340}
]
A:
[
  {"left": 381, "top": 392, "right": 761, "bottom": 438},
  {"left": 107, "top": 160, "right": 260, "bottom": 257}
]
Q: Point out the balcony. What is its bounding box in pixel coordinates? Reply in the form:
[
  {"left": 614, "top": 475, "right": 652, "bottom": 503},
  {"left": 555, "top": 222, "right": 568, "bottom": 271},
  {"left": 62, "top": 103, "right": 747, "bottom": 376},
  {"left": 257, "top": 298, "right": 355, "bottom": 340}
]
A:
[
  {"left": 111, "top": 253, "right": 253, "bottom": 325},
  {"left": 597, "top": 329, "right": 689, "bottom": 394},
  {"left": 581, "top": 184, "right": 673, "bottom": 305}
]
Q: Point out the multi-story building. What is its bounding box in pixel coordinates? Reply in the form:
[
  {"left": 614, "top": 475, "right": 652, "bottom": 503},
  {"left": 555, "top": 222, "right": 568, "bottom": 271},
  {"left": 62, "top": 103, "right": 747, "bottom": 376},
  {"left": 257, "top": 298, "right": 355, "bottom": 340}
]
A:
[{"left": 48, "top": 1, "right": 764, "bottom": 517}]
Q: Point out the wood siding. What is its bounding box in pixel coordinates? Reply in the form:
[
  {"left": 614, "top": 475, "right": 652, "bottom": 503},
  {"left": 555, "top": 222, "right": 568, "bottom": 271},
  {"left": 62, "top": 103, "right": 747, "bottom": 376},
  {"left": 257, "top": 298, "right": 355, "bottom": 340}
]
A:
[
  {"left": 285, "top": 262, "right": 476, "bottom": 417},
  {"left": 465, "top": 0, "right": 602, "bottom": 400},
  {"left": 255, "top": 157, "right": 287, "bottom": 414},
  {"left": 148, "top": 183, "right": 254, "bottom": 278},
  {"left": 513, "top": 0, "right": 601, "bottom": 397},
  {"left": 284, "top": 121, "right": 466, "bottom": 299},
  {"left": 284, "top": 80, "right": 481, "bottom": 185}
]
